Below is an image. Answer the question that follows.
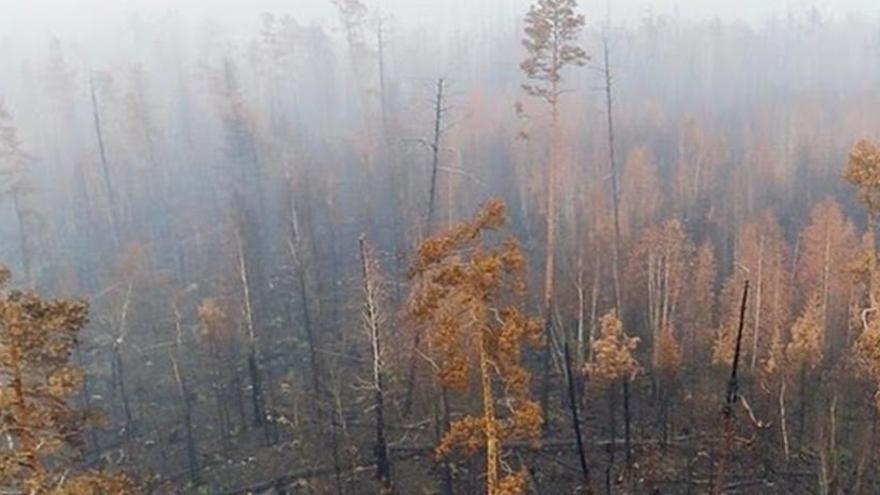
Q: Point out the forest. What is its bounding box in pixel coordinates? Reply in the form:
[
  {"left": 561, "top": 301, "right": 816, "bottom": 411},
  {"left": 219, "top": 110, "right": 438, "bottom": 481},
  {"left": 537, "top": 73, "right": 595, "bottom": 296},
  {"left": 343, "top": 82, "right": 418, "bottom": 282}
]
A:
[{"left": 2, "top": 0, "right": 880, "bottom": 493}]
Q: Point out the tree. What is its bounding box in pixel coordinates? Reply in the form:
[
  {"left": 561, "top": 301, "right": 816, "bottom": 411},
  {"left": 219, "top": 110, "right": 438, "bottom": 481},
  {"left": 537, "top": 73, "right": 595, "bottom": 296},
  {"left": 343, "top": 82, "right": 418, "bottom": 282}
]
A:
[
  {"left": 358, "top": 235, "right": 392, "bottom": 493},
  {"left": 796, "top": 198, "right": 857, "bottom": 358},
  {"left": 0, "top": 102, "right": 38, "bottom": 286},
  {"left": 713, "top": 212, "right": 790, "bottom": 370},
  {"left": 409, "top": 200, "right": 543, "bottom": 495},
  {"left": 520, "top": 0, "right": 587, "bottom": 425},
  {"left": 584, "top": 310, "right": 640, "bottom": 490},
  {"left": 620, "top": 147, "right": 661, "bottom": 239},
  {"left": 197, "top": 297, "right": 246, "bottom": 440},
  {"left": 682, "top": 241, "right": 717, "bottom": 361},
  {"left": 786, "top": 292, "right": 824, "bottom": 435},
  {"left": 0, "top": 266, "right": 134, "bottom": 493},
  {"left": 654, "top": 321, "right": 683, "bottom": 444},
  {"left": 843, "top": 140, "right": 880, "bottom": 223},
  {"left": 630, "top": 218, "right": 691, "bottom": 361},
  {"left": 89, "top": 74, "right": 121, "bottom": 246}
]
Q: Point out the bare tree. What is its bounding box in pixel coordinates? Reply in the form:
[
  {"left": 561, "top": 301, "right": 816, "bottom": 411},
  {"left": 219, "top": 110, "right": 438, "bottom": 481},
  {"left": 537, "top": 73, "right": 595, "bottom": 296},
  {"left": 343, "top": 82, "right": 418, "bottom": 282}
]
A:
[
  {"left": 358, "top": 235, "right": 392, "bottom": 493},
  {"left": 89, "top": 74, "right": 120, "bottom": 246}
]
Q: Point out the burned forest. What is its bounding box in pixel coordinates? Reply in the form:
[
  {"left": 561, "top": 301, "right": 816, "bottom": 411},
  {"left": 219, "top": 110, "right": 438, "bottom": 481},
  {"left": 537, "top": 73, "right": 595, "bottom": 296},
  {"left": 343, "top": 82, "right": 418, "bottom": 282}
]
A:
[{"left": 3, "top": 0, "right": 880, "bottom": 493}]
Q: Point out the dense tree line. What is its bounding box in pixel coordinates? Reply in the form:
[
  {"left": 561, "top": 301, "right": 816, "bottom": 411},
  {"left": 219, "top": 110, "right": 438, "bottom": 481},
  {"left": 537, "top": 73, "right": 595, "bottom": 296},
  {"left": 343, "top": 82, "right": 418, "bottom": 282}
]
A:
[{"left": 2, "top": 0, "right": 880, "bottom": 493}]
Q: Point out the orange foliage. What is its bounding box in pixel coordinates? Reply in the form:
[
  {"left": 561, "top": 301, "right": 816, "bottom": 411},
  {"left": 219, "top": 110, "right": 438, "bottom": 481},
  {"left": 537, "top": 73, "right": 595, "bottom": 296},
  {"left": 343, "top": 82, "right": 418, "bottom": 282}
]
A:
[
  {"left": 585, "top": 310, "right": 641, "bottom": 386},
  {"left": 843, "top": 139, "right": 880, "bottom": 220},
  {"left": 409, "top": 199, "right": 542, "bottom": 494},
  {"left": 0, "top": 266, "right": 136, "bottom": 493}
]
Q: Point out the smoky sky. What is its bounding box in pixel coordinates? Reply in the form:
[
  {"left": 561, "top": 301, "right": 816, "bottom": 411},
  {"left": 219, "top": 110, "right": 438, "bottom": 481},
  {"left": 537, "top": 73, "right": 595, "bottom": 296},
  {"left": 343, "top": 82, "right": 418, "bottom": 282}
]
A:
[{"left": 4, "top": 0, "right": 880, "bottom": 39}]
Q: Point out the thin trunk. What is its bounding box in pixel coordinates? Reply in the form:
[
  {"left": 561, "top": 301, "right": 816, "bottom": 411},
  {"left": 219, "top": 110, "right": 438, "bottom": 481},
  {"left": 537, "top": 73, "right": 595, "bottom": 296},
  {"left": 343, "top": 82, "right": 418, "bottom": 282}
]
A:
[
  {"left": 75, "top": 346, "right": 100, "bottom": 455},
  {"left": 359, "top": 236, "right": 392, "bottom": 492},
  {"left": 605, "top": 384, "right": 616, "bottom": 495},
  {"left": 603, "top": 35, "right": 623, "bottom": 313},
  {"left": 115, "top": 282, "right": 134, "bottom": 439},
  {"left": 589, "top": 252, "right": 600, "bottom": 363},
  {"left": 171, "top": 299, "right": 199, "bottom": 483},
  {"left": 89, "top": 75, "right": 119, "bottom": 245},
  {"left": 426, "top": 77, "right": 445, "bottom": 233},
  {"left": 235, "top": 221, "right": 264, "bottom": 427},
  {"left": 564, "top": 342, "right": 591, "bottom": 490},
  {"left": 285, "top": 186, "right": 322, "bottom": 412},
  {"left": 540, "top": 76, "right": 560, "bottom": 431},
  {"left": 751, "top": 236, "right": 765, "bottom": 370},
  {"left": 480, "top": 332, "right": 499, "bottom": 495},
  {"left": 377, "top": 18, "right": 389, "bottom": 141},
  {"left": 623, "top": 378, "right": 632, "bottom": 467},
  {"left": 780, "top": 379, "right": 790, "bottom": 461},
  {"left": 406, "top": 78, "right": 447, "bottom": 417},
  {"left": 230, "top": 363, "right": 247, "bottom": 432},
  {"left": 171, "top": 355, "right": 199, "bottom": 483},
  {"left": 576, "top": 247, "right": 586, "bottom": 365},
  {"left": 714, "top": 280, "right": 750, "bottom": 495},
  {"left": 113, "top": 346, "right": 133, "bottom": 439}
]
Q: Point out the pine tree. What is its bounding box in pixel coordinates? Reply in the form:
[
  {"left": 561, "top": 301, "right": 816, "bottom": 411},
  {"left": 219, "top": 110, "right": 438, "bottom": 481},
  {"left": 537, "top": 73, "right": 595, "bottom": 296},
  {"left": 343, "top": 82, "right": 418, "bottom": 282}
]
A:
[
  {"left": 520, "top": 0, "right": 587, "bottom": 426},
  {"left": 0, "top": 266, "right": 134, "bottom": 493},
  {"left": 410, "top": 200, "right": 543, "bottom": 495},
  {"left": 843, "top": 140, "right": 880, "bottom": 222}
]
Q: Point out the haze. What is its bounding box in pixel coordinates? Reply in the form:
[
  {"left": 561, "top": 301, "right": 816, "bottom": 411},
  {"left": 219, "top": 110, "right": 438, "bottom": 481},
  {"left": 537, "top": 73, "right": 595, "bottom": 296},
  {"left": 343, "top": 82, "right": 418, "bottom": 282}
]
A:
[{"left": 2, "top": 0, "right": 880, "bottom": 494}]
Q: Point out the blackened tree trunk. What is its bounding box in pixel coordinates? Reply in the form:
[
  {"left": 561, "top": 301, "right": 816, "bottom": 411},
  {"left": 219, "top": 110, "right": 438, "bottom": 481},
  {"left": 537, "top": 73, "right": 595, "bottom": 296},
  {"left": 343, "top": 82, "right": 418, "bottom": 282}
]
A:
[
  {"left": 564, "top": 342, "right": 590, "bottom": 490},
  {"left": 89, "top": 75, "right": 120, "bottom": 246}
]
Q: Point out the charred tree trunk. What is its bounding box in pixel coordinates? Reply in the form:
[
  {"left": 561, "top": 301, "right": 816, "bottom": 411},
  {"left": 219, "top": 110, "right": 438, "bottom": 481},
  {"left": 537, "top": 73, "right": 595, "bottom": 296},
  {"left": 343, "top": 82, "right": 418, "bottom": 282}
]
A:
[
  {"left": 89, "top": 75, "right": 120, "bottom": 245},
  {"left": 112, "top": 344, "right": 133, "bottom": 439},
  {"left": 605, "top": 384, "right": 616, "bottom": 495},
  {"left": 713, "top": 280, "right": 750, "bottom": 495},
  {"left": 564, "top": 342, "right": 591, "bottom": 490},
  {"left": 284, "top": 184, "right": 322, "bottom": 413},
  {"left": 426, "top": 77, "right": 445, "bottom": 234},
  {"left": 172, "top": 298, "right": 199, "bottom": 483},
  {"left": 171, "top": 355, "right": 199, "bottom": 484}
]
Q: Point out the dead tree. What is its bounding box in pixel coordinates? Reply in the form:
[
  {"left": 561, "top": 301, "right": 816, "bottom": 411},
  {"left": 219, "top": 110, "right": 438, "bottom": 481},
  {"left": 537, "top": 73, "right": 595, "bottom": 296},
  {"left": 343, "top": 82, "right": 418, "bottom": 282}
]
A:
[
  {"left": 426, "top": 77, "right": 446, "bottom": 233},
  {"left": 232, "top": 211, "right": 265, "bottom": 430},
  {"left": 284, "top": 175, "right": 341, "bottom": 492},
  {"left": 564, "top": 342, "right": 591, "bottom": 490},
  {"left": 89, "top": 75, "right": 120, "bottom": 245},
  {"left": 170, "top": 288, "right": 199, "bottom": 484},
  {"left": 403, "top": 76, "right": 449, "bottom": 417},
  {"left": 284, "top": 177, "right": 322, "bottom": 411},
  {"left": 714, "top": 281, "right": 750, "bottom": 495},
  {"left": 112, "top": 282, "right": 134, "bottom": 440},
  {"left": 601, "top": 35, "right": 622, "bottom": 313},
  {"left": 376, "top": 16, "right": 389, "bottom": 140},
  {"left": 359, "top": 235, "right": 393, "bottom": 493}
]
